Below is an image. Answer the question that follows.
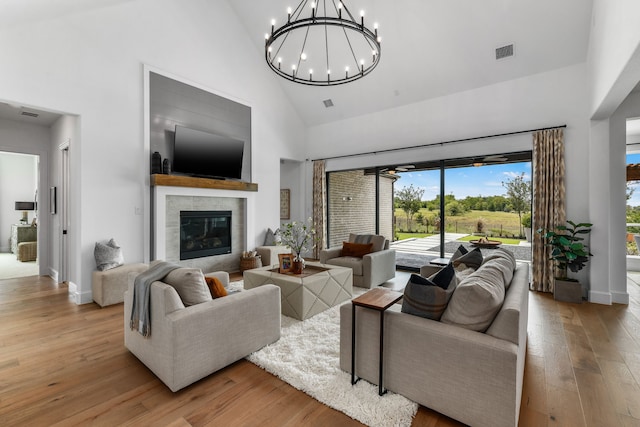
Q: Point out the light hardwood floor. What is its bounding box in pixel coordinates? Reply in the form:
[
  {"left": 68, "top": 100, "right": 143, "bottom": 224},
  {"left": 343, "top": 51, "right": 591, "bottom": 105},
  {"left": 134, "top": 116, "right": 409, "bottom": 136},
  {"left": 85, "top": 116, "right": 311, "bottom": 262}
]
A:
[{"left": 1, "top": 273, "right": 639, "bottom": 426}]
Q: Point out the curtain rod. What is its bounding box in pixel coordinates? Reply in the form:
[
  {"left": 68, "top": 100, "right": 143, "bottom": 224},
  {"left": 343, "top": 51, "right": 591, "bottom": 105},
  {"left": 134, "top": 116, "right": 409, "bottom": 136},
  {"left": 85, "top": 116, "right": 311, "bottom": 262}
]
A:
[{"left": 311, "top": 124, "right": 567, "bottom": 162}]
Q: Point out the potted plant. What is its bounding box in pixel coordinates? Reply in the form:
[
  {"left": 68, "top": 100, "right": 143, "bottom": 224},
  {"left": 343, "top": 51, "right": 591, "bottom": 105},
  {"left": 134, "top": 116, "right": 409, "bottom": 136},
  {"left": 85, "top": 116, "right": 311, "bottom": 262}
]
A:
[
  {"left": 522, "top": 213, "right": 532, "bottom": 242},
  {"left": 538, "top": 220, "right": 593, "bottom": 303},
  {"left": 275, "top": 218, "right": 317, "bottom": 274}
]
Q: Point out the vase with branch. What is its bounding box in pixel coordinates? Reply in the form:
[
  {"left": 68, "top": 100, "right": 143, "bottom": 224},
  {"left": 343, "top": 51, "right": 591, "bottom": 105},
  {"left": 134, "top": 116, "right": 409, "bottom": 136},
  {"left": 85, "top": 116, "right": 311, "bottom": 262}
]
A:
[{"left": 275, "top": 218, "right": 317, "bottom": 273}]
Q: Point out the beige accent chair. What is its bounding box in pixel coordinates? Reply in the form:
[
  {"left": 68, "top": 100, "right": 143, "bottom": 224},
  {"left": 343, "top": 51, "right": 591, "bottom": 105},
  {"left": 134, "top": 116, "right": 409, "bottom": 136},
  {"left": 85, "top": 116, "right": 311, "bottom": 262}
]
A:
[
  {"left": 319, "top": 233, "right": 396, "bottom": 288},
  {"left": 124, "top": 271, "right": 281, "bottom": 392},
  {"left": 255, "top": 245, "right": 291, "bottom": 268}
]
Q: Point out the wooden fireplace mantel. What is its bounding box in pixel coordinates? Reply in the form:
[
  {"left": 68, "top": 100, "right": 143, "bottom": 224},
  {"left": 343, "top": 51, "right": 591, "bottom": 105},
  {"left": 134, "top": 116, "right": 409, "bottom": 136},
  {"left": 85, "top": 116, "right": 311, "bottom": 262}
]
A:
[{"left": 151, "top": 174, "right": 258, "bottom": 192}]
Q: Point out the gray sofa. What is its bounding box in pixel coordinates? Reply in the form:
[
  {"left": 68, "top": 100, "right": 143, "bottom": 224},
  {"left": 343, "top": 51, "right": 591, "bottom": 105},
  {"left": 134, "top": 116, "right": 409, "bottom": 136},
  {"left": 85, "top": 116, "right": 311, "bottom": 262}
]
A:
[
  {"left": 339, "top": 256, "right": 529, "bottom": 427},
  {"left": 124, "top": 271, "right": 281, "bottom": 392},
  {"left": 320, "top": 233, "right": 396, "bottom": 288}
]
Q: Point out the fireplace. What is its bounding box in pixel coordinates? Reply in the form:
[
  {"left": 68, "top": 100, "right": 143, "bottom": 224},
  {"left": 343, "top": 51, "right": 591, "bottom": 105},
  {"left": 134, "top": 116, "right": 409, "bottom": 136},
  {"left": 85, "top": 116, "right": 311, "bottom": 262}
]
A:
[{"left": 180, "top": 210, "right": 232, "bottom": 260}]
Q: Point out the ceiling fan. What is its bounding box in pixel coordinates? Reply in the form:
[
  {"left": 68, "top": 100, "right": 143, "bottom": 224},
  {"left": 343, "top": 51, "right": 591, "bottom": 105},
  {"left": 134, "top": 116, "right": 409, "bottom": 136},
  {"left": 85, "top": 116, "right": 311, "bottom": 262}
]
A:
[
  {"left": 471, "top": 154, "right": 509, "bottom": 167},
  {"left": 482, "top": 154, "right": 508, "bottom": 163},
  {"left": 380, "top": 164, "right": 415, "bottom": 174}
]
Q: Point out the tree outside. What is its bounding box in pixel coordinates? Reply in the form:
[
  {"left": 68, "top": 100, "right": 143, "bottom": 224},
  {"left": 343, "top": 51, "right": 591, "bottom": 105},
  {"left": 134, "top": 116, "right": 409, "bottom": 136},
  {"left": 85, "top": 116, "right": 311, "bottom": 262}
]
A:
[
  {"left": 395, "top": 184, "right": 425, "bottom": 231},
  {"left": 502, "top": 173, "right": 531, "bottom": 237}
]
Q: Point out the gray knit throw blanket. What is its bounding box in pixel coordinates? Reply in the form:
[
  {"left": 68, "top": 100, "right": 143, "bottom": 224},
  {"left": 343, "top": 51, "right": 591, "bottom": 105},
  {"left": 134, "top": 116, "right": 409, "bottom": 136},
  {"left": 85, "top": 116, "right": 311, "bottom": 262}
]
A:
[{"left": 130, "top": 261, "right": 180, "bottom": 337}]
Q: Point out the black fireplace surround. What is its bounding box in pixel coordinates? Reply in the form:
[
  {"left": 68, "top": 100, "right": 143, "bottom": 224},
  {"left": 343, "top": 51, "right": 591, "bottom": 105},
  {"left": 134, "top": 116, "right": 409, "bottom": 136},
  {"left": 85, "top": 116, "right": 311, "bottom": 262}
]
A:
[{"left": 180, "top": 210, "right": 231, "bottom": 260}]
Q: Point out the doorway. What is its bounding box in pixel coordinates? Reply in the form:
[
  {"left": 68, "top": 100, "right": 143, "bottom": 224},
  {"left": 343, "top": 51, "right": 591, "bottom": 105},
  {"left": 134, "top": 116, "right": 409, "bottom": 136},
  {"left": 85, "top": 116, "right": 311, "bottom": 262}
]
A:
[{"left": 0, "top": 151, "right": 39, "bottom": 279}]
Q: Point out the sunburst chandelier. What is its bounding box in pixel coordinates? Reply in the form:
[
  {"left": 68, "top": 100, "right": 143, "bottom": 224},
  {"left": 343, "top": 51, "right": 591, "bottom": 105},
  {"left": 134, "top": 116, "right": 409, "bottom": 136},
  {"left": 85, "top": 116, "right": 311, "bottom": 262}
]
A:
[{"left": 265, "top": 0, "right": 382, "bottom": 86}]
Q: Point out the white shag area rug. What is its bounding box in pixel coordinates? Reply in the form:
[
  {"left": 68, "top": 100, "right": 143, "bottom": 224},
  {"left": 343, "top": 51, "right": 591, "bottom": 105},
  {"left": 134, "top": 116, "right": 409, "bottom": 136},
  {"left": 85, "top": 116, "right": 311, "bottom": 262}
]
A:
[{"left": 230, "top": 281, "right": 418, "bottom": 427}]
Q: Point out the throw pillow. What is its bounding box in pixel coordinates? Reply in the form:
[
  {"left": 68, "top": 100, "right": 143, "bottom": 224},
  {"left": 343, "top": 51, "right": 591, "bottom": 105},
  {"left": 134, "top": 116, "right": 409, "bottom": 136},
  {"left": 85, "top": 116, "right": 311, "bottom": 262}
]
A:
[
  {"left": 264, "top": 228, "right": 276, "bottom": 246},
  {"left": 94, "top": 238, "right": 124, "bottom": 271},
  {"left": 451, "top": 247, "right": 483, "bottom": 270},
  {"left": 341, "top": 241, "right": 374, "bottom": 257},
  {"left": 440, "top": 262, "right": 506, "bottom": 332},
  {"left": 164, "top": 268, "right": 213, "bottom": 306},
  {"left": 205, "top": 276, "right": 228, "bottom": 298},
  {"left": 349, "top": 233, "right": 386, "bottom": 252},
  {"left": 401, "top": 264, "right": 457, "bottom": 321},
  {"left": 449, "top": 244, "right": 468, "bottom": 263}
]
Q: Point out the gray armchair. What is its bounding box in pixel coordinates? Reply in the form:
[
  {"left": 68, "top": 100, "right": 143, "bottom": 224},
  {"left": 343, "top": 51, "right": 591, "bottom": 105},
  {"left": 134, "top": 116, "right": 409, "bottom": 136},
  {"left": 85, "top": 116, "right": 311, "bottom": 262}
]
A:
[
  {"left": 320, "top": 233, "right": 396, "bottom": 288},
  {"left": 124, "top": 271, "right": 281, "bottom": 392}
]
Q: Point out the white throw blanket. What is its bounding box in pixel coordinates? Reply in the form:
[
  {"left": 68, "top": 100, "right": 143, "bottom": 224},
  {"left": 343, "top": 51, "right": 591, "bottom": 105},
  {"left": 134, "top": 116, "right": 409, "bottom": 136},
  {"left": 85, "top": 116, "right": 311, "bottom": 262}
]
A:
[{"left": 129, "top": 261, "right": 180, "bottom": 337}]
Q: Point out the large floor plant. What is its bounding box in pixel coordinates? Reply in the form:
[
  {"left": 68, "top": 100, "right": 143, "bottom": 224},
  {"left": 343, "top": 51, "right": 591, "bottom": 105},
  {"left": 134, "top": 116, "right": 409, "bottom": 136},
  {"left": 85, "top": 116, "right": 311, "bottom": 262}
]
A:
[{"left": 538, "top": 220, "right": 593, "bottom": 302}]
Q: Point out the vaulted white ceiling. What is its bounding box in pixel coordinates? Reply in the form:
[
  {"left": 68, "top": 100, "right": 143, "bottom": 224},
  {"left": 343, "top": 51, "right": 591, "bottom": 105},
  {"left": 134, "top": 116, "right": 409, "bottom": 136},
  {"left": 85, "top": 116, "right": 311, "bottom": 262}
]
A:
[
  {"left": 0, "top": 0, "right": 594, "bottom": 129},
  {"left": 228, "top": 0, "right": 594, "bottom": 126}
]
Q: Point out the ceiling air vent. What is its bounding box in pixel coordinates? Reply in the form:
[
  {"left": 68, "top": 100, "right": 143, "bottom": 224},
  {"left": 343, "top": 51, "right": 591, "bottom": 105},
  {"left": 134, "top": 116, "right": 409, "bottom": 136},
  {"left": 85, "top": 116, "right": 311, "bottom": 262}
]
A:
[
  {"left": 20, "top": 110, "right": 39, "bottom": 118},
  {"left": 323, "top": 99, "right": 334, "bottom": 108},
  {"left": 495, "top": 44, "right": 514, "bottom": 60}
]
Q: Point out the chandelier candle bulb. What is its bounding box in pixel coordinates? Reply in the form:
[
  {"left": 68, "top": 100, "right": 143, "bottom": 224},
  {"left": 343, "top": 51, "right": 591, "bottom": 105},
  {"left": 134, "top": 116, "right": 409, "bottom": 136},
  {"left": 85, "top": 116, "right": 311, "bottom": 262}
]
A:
[
  {"left": 287, "top": 7, "right": 291, "bottom": 22},
  {"left": 360, "top": 10, "right": 364, "bottom": 27},
  {"left": 374, "top": 22, "right": 378, "bottom": 36},
  {"left": 271, "top": 19, "right": 275, "bottom": 34}
]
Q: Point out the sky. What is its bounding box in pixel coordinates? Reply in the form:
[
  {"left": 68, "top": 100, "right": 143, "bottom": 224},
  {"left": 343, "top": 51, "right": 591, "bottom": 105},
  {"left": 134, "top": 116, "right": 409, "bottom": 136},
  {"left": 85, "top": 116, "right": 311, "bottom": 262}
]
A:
[
  {"left": 393, "top": 154, "right": 640, "bottom": 206},
  {"left": 394, "top": 162, "right": 532, "bottom": 201}
]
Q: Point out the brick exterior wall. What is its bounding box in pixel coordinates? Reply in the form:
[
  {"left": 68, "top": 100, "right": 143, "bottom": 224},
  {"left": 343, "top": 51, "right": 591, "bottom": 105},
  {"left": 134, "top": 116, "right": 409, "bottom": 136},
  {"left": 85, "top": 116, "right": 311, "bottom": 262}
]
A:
[{"left": 327, "top": 170, "right": 395, "bottom": 248}]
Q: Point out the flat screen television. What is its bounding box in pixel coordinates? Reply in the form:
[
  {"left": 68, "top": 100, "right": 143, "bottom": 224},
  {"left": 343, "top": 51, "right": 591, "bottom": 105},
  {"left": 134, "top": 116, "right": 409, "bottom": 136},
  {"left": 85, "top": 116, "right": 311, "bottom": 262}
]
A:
[{"left": 173, "top": 125, "right": 244, "bottom": 180}]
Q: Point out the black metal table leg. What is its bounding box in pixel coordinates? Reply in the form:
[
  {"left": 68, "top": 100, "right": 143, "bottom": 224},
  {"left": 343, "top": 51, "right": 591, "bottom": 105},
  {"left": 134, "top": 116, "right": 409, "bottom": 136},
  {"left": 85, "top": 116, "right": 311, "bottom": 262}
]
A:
[
  {"left": 351, "top": 302, "right": 359, "bottom": 385},
  {"left": 379, "top": 310, "right": 386, "bottom": 396}
]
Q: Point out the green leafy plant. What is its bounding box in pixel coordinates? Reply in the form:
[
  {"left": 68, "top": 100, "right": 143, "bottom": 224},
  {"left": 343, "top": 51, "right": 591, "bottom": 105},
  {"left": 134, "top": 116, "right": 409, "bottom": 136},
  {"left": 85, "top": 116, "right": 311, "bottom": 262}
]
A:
[
  {"left": 538, "top": 220, "right": 593, "bottom": 280},
  {"left": 521, "top": 212, "right": 532, "bottom": 228}
]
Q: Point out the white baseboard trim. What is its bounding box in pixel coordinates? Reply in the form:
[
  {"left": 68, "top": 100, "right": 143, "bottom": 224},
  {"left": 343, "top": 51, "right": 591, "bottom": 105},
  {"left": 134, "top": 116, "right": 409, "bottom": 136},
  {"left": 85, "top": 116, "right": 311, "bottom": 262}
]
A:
[
  {"left": 588, "top": 290, "right": 612, "bottom": 305},
  {"left": 49, "top": 268, "right": 58, "bottom": 283},
  {"left": 67, "top": 281, "right": 92, "bottom": 305},
  {"left": 611, "top": 291, "right": 630, "bottom": 305}
]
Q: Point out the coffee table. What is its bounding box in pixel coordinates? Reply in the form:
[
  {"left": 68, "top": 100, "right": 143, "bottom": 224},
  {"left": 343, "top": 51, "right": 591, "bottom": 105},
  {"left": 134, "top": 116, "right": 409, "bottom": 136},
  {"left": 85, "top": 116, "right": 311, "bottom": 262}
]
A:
[{"left": 243, "top": 262, "right": 353, "bottom": 320}]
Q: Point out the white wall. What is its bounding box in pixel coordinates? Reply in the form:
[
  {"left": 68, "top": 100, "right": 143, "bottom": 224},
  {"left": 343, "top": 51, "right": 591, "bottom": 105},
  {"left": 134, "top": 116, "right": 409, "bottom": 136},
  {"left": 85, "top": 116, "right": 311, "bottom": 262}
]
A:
[
  {"left": 308, "top": 64, "right": 590, "bottom": 222},
  {"left": 588, "top": 0, "right": 640, "bottom": 119},
  {"left": 49, "top": 115, "right": 78, "bottom": 283},
  {"left": 0, "top": 0, "right": 306, "bottom": 303},
  {"left": 280, "top": 159, "right": 305, "bottom": 226},
  {"left": 0, "top": 151, "right": 38, "bottom": 251},
  {"left": 585, "top": 1, "right": 640, "bottom": 303}
]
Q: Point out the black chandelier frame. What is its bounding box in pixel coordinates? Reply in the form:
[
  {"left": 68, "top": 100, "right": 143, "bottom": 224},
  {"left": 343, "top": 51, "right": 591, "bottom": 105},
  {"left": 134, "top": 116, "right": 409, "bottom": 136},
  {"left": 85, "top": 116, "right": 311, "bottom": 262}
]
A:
[{"left": 265, "top": 0, "right": 382, "bottom": 86}]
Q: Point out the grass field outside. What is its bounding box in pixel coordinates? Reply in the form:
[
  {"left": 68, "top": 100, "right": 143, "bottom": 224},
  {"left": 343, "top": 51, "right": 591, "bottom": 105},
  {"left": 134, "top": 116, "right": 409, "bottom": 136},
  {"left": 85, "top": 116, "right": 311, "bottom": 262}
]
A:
[{"left": 395, "top": 208, "right": 526, "bottom": 239}]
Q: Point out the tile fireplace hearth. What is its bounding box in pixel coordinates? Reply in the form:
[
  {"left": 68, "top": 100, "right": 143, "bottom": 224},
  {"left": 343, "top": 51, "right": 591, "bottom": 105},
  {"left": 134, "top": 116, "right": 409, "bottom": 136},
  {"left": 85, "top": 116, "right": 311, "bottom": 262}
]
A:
[{"left": 152, "top": 177, "right": 257, "bottom": 273}]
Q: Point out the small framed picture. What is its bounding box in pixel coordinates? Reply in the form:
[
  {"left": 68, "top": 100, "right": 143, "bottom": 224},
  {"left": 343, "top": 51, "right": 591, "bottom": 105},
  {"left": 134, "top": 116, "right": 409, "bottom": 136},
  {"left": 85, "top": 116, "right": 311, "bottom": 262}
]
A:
[
  {"left": 280, "top": 189, "right": 290, "bottom": 220},
  {"left": 278, "top": 253, "right": 293, "bottom": 274}
]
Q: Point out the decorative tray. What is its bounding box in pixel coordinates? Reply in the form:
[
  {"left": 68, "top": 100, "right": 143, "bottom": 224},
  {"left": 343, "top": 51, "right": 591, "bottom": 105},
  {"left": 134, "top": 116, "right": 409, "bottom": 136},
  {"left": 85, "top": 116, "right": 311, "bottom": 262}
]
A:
[{"left": 469, "top": 239, "right": 502, "bottom": 248}]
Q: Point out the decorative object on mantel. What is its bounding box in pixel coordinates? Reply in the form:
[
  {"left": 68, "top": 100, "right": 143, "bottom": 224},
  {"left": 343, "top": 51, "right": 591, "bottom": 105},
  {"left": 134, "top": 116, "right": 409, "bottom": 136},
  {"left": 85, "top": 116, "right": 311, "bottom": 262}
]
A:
[
  {"left": 275, "top": 218, "right": 318, "bottom": 273},
  {"left": 162, "top": 158, "right": 170, "bottom": 174},
  {"left": 151, "top": 151, "right": 162, "bottom": 174},
  {"left": 240, "top": 250, "right": 262, "bottom": 272},
  {"left": 265, "top": 0, "right": 382, "bottom": 86},
  {"left": 538, "top": 220, "right": 593, "bottom": 303},
  {"left": 280, "top": 189, "right": 290, "bottom": 220}
]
